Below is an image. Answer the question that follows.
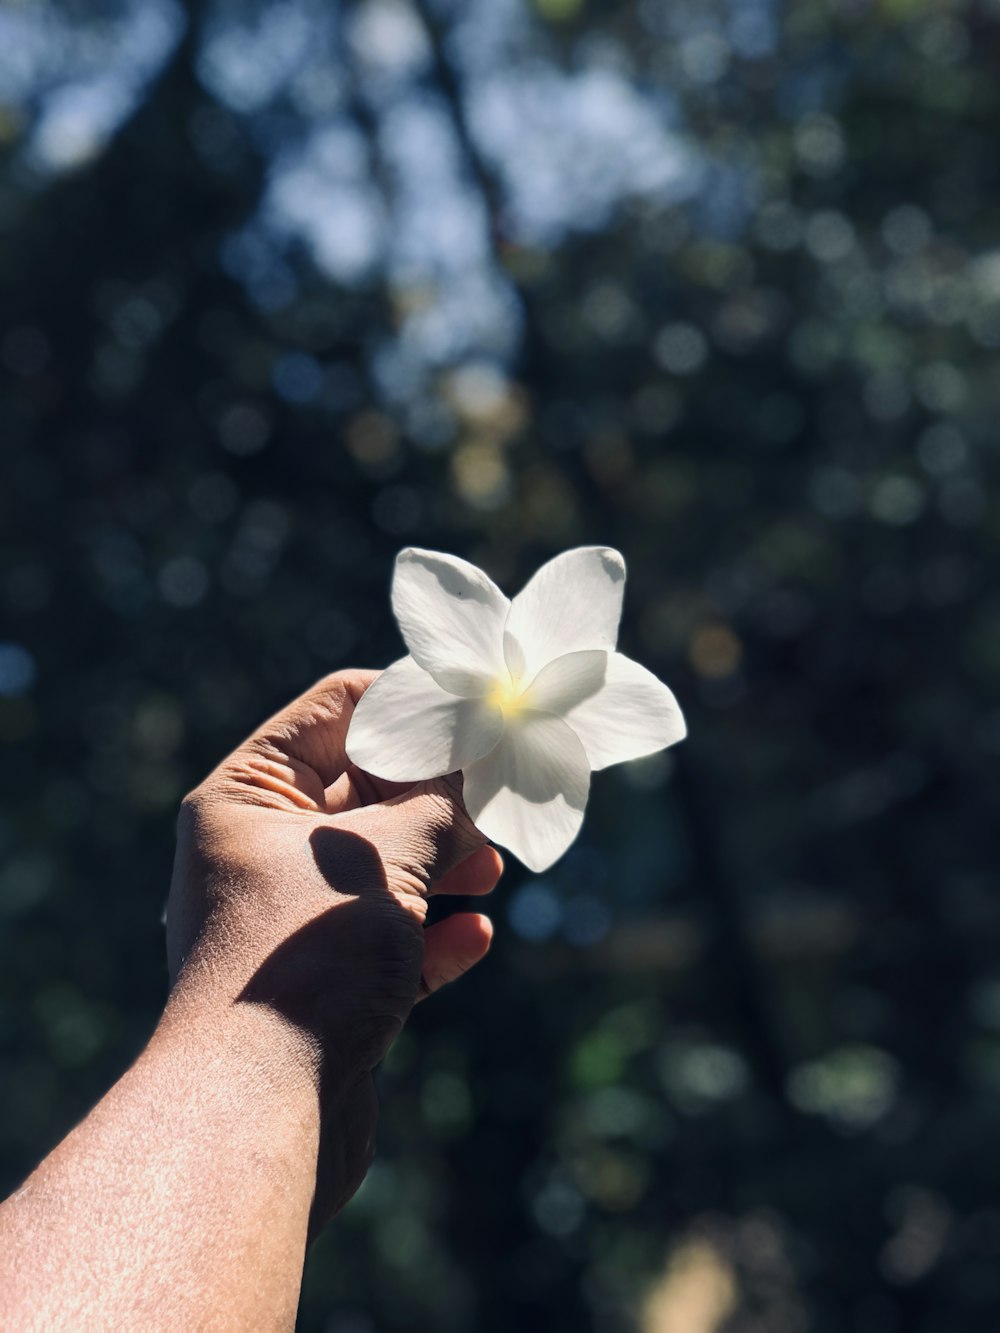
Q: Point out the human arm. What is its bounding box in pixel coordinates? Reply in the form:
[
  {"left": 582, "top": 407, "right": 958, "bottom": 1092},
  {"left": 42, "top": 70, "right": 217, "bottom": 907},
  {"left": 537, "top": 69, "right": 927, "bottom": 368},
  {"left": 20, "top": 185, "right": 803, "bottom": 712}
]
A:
[{"left": 0, "top": 670, "right": 501, "bottom": 1330}]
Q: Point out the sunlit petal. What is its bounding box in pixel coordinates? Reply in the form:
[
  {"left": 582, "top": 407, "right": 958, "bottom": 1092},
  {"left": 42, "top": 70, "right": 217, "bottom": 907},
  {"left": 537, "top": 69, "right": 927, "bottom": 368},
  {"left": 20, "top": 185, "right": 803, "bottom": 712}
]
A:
[
  {"left": 346, "top": 656, "right": 504, "bottom": 782},
  {"left": 504, "top": 546, "right": 625, "bottom": 682},
  {"left": 392, "top": 547, "right": 510, "bottom": 695},
  {"left": 523, "top": 649, "right": 608, "bottom": 715},
  {"left": 561, "top": 651, "right": 686, "bottom": 771},
  {"left": 462, "top": 713, "right": 590, "bottom": 872}
]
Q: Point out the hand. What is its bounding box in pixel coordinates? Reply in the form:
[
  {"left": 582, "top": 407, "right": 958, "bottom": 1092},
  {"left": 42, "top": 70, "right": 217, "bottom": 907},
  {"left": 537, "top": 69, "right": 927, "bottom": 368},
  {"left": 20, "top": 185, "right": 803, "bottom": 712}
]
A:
[{"left": 165, "top": 670, "right": 501, "bottom": 1223}]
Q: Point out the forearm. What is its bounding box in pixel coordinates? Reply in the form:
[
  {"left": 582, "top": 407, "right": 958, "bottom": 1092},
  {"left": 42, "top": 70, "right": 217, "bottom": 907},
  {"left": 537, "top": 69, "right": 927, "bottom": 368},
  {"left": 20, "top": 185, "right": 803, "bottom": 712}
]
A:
[{"left": 0, "top": 995, "right": 324, "bottom": 1331}]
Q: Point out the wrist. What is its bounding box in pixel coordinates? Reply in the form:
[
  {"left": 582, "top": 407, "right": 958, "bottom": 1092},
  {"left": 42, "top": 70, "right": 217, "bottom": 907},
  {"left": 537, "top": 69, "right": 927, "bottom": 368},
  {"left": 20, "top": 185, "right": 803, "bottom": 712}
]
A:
[
  {"left": 160, "top": 979, "right": 334, "bottom": 1105},
  {"left": 161, "top": 975, "right": 380, "bottom": 1227}
]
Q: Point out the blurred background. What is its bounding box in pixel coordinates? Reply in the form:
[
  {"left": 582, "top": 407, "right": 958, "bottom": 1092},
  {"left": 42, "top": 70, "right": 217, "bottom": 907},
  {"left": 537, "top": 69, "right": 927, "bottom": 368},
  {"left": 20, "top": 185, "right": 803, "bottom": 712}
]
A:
[{"left": 2, "top": 0, "right": 1000, "bottom": 1328}]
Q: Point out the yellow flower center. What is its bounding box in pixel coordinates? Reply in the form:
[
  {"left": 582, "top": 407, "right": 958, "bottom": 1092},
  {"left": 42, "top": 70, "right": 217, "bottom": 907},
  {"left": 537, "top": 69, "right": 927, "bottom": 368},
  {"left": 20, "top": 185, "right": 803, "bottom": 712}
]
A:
[{"left": 487, "top": 675, "right": 528, "bottom": 716}]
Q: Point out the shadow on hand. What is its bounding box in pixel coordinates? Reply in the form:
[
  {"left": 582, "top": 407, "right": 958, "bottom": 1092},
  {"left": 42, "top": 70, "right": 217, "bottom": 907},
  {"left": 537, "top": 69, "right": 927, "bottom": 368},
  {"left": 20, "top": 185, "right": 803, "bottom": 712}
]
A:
[{"left": 236, "top": 825, "right": 426, "bottom": 1233}]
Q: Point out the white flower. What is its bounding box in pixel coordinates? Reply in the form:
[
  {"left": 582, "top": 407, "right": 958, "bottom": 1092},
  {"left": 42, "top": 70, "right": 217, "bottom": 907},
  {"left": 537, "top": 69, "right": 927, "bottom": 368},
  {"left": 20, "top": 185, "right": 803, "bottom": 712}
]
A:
[{"left": 345, "top": 546, "right": 686, "bottom": 872}]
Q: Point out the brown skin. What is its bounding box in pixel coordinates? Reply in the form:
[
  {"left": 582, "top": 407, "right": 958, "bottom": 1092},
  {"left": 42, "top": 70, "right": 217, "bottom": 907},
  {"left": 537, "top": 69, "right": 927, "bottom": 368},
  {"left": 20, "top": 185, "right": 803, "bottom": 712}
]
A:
[{"left": 0, "top": 670, "right": 501, "bottom": 1330}]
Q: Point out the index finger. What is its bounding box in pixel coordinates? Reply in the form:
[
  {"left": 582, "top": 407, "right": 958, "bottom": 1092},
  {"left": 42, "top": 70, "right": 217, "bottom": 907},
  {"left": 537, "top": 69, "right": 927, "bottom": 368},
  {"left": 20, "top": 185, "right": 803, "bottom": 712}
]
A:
[{"left": 244, "top": 669, "right": 379, "bottom": 789}]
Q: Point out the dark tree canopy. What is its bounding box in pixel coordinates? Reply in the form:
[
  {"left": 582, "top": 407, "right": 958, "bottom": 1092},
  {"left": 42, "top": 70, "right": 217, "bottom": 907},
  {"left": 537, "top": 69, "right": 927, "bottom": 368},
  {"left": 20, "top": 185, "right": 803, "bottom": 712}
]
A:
[{"left": 2, "top": 0, "right": 1000, "bottom": 1328}]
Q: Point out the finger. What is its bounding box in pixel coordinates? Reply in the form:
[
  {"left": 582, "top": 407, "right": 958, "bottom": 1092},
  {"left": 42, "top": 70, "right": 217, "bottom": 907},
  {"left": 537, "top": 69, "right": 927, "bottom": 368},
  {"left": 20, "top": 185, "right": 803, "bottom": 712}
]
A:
[
  {"left": 324, "top": 763, "right": 412, "bottom": 815},
  {"left": 338, "top": 773, "right": 485, "bottom": 889},
  {"left": 239, "top": 670, "right": 379, "bottom": 791},
  {"left": 431, "top": 844, "right": 503, "bottom": 897},
  {"left": 418, "top": 913, "right": 493, "bottom": 1000}
]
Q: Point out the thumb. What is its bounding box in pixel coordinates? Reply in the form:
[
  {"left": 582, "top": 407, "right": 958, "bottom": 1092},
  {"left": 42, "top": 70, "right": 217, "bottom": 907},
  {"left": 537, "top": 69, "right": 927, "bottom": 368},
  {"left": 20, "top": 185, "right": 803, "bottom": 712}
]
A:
[{"left": 338, "top": 773, "right": 486, "bottom": 890}]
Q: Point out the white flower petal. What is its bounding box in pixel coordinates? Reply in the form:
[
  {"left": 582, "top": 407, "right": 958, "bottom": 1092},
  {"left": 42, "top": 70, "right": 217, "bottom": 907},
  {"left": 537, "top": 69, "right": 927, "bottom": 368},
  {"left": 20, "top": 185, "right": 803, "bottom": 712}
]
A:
[
  {"left": 346, "top": 656, "right": 504, "bottom": 783},
  {"left": 462, "top": 713, "right": 590, "bottom": 872},
  {"left": 392, "top": 547, "right": 509, "bottom": 695},
  {"left": 524, "top": 649, "right": 608, "bottom": 715},
  {"left": 504, "top": 546, "right": 626, "bottom": 682},
  {"left": 561, "top": 651, "right": 686, "bottom": 771}
]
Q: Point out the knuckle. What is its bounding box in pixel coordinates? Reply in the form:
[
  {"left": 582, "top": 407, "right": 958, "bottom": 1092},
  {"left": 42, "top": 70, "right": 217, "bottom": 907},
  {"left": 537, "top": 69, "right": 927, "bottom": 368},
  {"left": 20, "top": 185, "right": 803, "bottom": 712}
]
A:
[
  {"left": 404, "top": 782, "right": 484, "bottom": 876},
  {"left": 177, "top": 785, "right": 205, "bottom": 829},
  {"left": 311, "top": 670, "right": 353, "bottom": 699},
  {"left": 417, "top": 783, "right": 461, "bottom": 832},
  {"left": 176, "top": 782, "right": 232, "bottom": 849},
  {"left": 426, "top": 778, "right": 484, "bottom": 850},
  {"left": 310, "top": 668, "right": 379, "bottom": 704}
]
